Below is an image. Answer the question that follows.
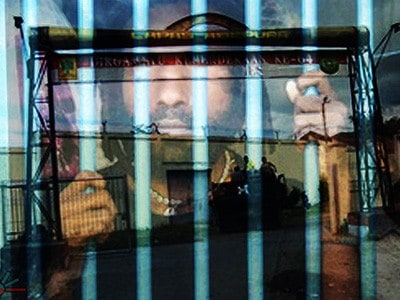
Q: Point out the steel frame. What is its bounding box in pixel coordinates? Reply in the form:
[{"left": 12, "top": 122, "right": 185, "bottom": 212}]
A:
[
  {"left": 24, "top": 51, "right": 62, "bottom": 241},
  {"left": 23, "top": 25, "right": 393, "bottom": 241},
  {"left": 348, "top": 45, "right": 393, "bottom": 211}
]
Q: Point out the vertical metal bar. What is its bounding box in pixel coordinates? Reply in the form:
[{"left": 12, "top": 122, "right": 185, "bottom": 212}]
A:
[
  {"left": 22, "top": 0, "right": 38, "bottom": 242},
  {"left": 303, "top": 141, "right": 321, "bottom": 298},
  {"left": 46, "top": 53, "right": 62, "bottom": 240},
  {"left": 357, "top": 0, "right": 374, "bottom": 47},
  {"left": 355, "top": 52, "right": 377, "bottom": 210},
  {"left": 77, "top": 1, "right": 98, "bottom": 299},
  {"left": 134, "top": 106, "right": 152, "bottom": 300},
  {"left": 132, "top": 2, "right": 152, "bottom": 300},
  {"left": 22, "top": 1, "right": 44, "bottom": 298},
  {"left": 0, "top": 0, "right": 10, "bottom": 250},
  {"left": 301, "top": 0, "right": 321, "bottom": 204},
  {"left": 301, "top": 1, "right": 322, "bottom": 298},
  {"left": 133, "top": 0, "right": 151, "bottom": 228},
  {"left": 191, "top": 3, "right": 210, "bottom": 300},
  {"left": 245, "top": 1, "right": 263, "bottom": 164},
  {"left": 368, "top": 46, "right": 393, "bottom": 209},
  {"left": 357, "top": 1, "right": 377, "bottom": 298},
  {"left": 244, "top": 2, "right": 263, "bottom": 300},
  {"left": 0, "top": 187, "right": 5, "bottom": 255},
  {"left": 133, "top": 66, "right": 151, "bottom": 231}
]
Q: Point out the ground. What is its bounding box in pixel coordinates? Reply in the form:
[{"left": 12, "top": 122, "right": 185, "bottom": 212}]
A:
[{"left": 321, "top": 209, "right": 400, "bottom": 300}]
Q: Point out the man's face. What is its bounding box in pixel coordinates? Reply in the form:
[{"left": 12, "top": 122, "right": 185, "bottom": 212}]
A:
[{"left": 122, "top": 65, "right": 233, "bottom": 134}]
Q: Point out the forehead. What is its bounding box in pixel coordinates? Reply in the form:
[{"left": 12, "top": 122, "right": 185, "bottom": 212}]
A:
[{"left": 122, "top": 65, "right": 237, "bottom": 80}]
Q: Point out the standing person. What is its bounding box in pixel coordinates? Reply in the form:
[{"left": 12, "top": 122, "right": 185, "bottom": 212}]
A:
[
  {"left": 243, "top": 155, "right": 256, "bottom": 172},
  {"left": 260, "top": 156, "right": 277, "bottom": 180},
  {"left": 260, "top": 156, "right": 281, "bottom": 229},
  {"left": 241, "top": 155, "right": 256, "bottom": 184},
  {"left": 231, "top": 165, "right": 246, "bottom": 188},
  {"left": 261, "top": 155, "right": 277, "bottom": 175}
]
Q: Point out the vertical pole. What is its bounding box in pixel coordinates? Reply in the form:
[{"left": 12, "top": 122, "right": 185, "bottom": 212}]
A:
[
  {"left": 245, "top": 1, "right": 263, "bottom": 300},
  {"left": 22, "top": 1, "right": 42, "bottom": 297},
  {"left": 77, "top": 1, "right": 98, "bottom": 299},
  {"left": 132, "top": 2, "right": 152, "bottom": 300},
  {"left": 357, "top": 1, "right": 377, "bottom": 298},
  {"left": 191, "top": 2, "right": 210, "bottom": 300},
  {"left": 46, "top": 54, "right": 62, "bottom": 240},
  {"left": 22, "top": 0, "right": 38, "bottom": 243},
  {"left": 0, "top": 1, "right": 10, "bottom": 250},
  {"left": 301, "top": 0, "right": 320, "bottom": 204},
  {"left": 357, "top": 0, "right": 376, "bottom": 212},
  {"left": 301, "top": 0, "right": 321, "bottom": 298},
  {"left": 134, "top": 66, "right": 152, "bottom": 300},
  {"left": 303, "top": 141, "right": 321, "bottom": 298},
  {"left": 244, "top": 1, "right": 263, "bottom": 164}
]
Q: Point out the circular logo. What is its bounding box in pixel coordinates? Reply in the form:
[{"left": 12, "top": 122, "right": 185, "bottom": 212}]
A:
[{"left": 320, "top": 58, "right": 339, "bottom": 75}]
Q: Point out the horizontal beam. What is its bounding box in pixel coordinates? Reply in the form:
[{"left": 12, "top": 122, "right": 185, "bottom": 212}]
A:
[{"left": 29, "top": 26, "right": 370, "bottom": 51}]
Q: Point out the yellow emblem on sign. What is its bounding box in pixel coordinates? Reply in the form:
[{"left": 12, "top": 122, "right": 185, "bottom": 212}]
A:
[{"left": 58, "top": 57, "right": 77, "bottom": 80}]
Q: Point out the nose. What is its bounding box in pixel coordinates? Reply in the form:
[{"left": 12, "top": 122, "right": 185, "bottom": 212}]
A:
[
  {"left": 150, "top": 66, "right": 191, "bottom": 110},
  {"left": 151, "top": 81, "right": 191, "bottom": 113},
  {"left": 156, "top": 86, "right": 188, "bottom": 108}
]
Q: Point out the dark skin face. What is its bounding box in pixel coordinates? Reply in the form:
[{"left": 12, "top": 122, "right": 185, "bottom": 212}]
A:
[
  {"left": 119, "top": 64, "right": 245, "bottom": 215},
  {"left": 122, "top": 65, "right": 233, "bottom": 135}
]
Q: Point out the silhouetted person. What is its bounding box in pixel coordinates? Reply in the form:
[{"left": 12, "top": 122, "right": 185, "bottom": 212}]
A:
[
  {"left": 231, "top": 165, "right": 245, "bottom": 188},
  {"left": 243, "top": 155, "right": 256, "bottom": 171},
  {"left": 260, "top": 156, "right": 281, "bottom": 229},
  {"left": 242, "top": 155, "right": 256, "bottom": 183}
]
